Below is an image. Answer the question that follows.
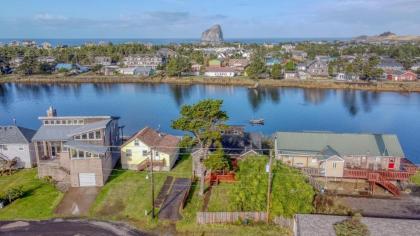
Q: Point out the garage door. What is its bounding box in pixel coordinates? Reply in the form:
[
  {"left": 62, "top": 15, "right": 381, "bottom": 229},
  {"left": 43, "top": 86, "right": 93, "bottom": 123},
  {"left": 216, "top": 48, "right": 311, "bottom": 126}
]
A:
[{"left": 79, "top": 173, "right": 96, "bottom": 187}]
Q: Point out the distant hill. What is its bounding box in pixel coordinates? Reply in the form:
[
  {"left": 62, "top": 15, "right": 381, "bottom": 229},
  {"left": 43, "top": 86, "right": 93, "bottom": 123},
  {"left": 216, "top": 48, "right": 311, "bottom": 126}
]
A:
[{"left": 353, "top": 32, "right": 420, "bottom": 42}]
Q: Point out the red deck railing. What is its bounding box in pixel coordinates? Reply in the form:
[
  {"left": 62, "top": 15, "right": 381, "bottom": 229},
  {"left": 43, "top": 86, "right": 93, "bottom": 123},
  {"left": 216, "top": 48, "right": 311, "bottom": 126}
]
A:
[
  {"left": 343, "top": 168, "right": 412, "bottom": 181},
  {"left": 205, "top": 172, "right": 236, "bottom": 184}
]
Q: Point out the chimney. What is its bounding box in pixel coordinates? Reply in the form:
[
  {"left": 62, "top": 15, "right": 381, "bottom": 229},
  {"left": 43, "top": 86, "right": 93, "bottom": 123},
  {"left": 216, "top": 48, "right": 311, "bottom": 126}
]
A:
[{"left": 47, "top": 106, "right": 57, "bottom": 117}]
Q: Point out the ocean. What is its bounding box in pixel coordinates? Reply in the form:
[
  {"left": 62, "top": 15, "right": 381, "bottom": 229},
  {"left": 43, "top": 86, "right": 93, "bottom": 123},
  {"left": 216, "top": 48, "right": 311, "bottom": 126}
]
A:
[{"left": 0, "top": 38, "right": 349, "bottom": 47}]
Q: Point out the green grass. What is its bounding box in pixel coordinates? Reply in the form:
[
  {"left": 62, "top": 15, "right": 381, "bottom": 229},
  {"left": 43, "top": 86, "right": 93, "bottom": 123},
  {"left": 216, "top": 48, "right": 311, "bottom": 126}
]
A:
[
  {"left": 410, "top": 171, "right": 420, "bottom": 186},
  {"left": 90, "top": 153, "right": 193, "bottom": 229},
  {"left": 0, "top": 169, "right": 63, "bottom": 220},
  {"left": 206, "top": 183, "right": 238, "bottom": 212}
]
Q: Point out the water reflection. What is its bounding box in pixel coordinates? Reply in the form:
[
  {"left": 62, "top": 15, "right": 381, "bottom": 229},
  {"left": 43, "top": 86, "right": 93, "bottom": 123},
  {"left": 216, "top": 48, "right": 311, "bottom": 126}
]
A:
[
  {"left": 247, "top": 88, "right": 281, "bottom": 111},
  {"left": 169, "top": 85, "right": 193, "bottom": 106},
  {"left": 303, "top": 88, "right": 329, "bottom": 105}
]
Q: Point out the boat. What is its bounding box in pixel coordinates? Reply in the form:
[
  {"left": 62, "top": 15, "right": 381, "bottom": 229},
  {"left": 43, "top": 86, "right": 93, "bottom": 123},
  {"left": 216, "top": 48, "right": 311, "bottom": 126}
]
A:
[{"left": 249, "top": 119, "right": 264, "bottom": 125}]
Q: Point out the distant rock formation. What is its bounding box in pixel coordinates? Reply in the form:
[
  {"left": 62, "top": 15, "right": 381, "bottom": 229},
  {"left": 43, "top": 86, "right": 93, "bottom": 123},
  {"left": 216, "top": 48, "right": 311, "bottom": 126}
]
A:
[
  {"left": 353, "top": 32, "right": 420, "bottom": 42},
  {"left": 201, "top": 25, "right": 224, "bottom": 45}
]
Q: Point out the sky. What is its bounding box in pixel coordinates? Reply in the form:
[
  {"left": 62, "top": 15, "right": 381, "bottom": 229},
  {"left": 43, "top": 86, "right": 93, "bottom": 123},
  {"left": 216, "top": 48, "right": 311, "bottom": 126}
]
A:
[{"left": 1, "top": 0, "right": 420, "bottom": 39}]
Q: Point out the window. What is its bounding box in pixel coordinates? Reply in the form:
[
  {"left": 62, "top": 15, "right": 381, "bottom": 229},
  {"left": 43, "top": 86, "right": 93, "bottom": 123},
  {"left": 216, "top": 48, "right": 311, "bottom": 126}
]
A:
[
  {"left": 82, "top": 133, "right": 88, "bottom": 140},
  {"left": 142, "top": 150, "right": 148, "bottom": 156},
  {"left": 333, "top": 162, "right": 337, "bottom": 168},
  {"left": 75, "top": 135, "right": 81, "bottom": 140},
  {"left": 44, "top": 120, "right": 50, "bottom": 125},
  {"left": 78, "top": 150, "right": 85, "bottom": 158},
  {"left": 71, "top": 149, "right": 77, "bottom": 158},
  {"left": 0, "top": 145, "right": 7, "bottom": 151},
  {"left": 92, "top": 153, "right": 99, "bottom": 158},
  {"left": 155, "top": 151, "right": 159, "bottom": 157},
  {"left": 95, "top": 131, "right": 101, "bottom": 139},
  {"left": 134, "top": 140, "right": 139, "bottom": 146},
  {"left": 126, "top": 149, "right": 132, "bottom": 157},
  {"left": 89, "top": 132, "right": 95, "bottom": 139},
  {"left": 19, "top": 146, "right": 24, "bottom": 151},
  {"left": 86, "top": 152, "right": 92, "bottom": 158},
  {"left": 62, "top": 146, "right": 68, "bottom": 152},
  {"left": 78, "top": 120, "right": 84, "bottom": 124}
]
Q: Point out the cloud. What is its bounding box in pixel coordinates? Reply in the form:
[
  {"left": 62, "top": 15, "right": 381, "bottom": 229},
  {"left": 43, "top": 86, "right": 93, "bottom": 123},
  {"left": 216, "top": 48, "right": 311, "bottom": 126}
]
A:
[{"left": 34, "top": 13, "right": 68, "bottom": 21}]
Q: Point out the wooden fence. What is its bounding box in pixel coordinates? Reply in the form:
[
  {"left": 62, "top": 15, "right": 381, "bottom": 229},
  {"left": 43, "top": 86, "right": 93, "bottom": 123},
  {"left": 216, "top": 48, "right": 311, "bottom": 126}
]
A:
[
  {"left": 273, "top": 216, "right": 294, "bottom": 229},
  {"left": 307, "top": 175, "right": 324, "bottom": 192},
  {"left": 196, "top": 212, "right": 267, "bottom": 224}
]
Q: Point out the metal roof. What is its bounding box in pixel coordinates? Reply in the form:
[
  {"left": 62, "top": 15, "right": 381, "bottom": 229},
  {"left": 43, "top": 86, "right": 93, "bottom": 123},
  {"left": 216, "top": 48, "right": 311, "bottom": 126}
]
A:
[
  {"left": 0, "top": 126, "right": 36, "bottom": 144},
  {"left": 275, "top": 131, "right": 405, "bottom": 157},
  {"left": 64, "top": 141, "right": 108, "bottom": 155},
  {"left": 67, "top": 119, "right": 111, "bottom": 136},
  {"left": 32, "top": 125, "right": 80, "bottom": 141}
]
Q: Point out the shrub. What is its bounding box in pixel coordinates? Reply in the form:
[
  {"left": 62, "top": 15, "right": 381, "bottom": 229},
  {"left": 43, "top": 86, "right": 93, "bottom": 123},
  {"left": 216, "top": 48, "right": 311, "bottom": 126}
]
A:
[
  {"left": 334, "top": 214, "right": 370, "bottom": 236},
  {"left": 0, "top": 185, "right": 24, "bottom": 205}
]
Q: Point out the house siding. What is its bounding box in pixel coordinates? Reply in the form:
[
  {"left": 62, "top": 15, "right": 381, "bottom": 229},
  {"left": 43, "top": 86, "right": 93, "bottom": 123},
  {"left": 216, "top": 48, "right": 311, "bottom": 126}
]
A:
[{"left": 0, "top": 143, "right": 35, "bottom": 168}]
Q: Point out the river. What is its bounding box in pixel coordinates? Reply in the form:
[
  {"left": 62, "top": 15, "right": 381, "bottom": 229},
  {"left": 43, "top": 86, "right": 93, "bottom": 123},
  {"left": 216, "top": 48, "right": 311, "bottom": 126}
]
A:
[{"left": 0, "top": 83, "right": 419, "bottom": 163}]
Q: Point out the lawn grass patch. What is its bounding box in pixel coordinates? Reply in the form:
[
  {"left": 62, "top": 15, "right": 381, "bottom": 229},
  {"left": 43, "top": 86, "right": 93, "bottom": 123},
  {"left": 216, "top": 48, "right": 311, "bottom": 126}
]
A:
[
  {"left": 206, "top": 183, "right": 237, "bottom": 212},
  {"left": 0, "top": 169, "right": 63, "bottom": 220},
  {"left": 410, "top": 171, "right": 420, "bottom": 186}
]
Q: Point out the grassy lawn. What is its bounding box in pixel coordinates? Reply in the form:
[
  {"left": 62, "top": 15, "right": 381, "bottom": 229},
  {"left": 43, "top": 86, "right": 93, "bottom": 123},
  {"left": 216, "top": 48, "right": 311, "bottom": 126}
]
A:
[
  {"left": 90, "top": 153, "right": 192, "bottom": 229},
  {"left": 410, "top": 171, "right": 420, "bottom": 186},
  {"left": 207, "top": 183, "right": 238, "bottom": 212},
  {"left": 0, "top": 169, "right": 63, "bottom": 220}
]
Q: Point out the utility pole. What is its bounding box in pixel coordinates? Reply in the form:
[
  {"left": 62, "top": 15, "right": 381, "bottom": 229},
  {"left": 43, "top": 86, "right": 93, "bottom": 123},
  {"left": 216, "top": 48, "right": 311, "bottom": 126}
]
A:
[
  {"left": 266, "top": 146, "right": 274, "bottom": 223},
  {"left": 150, "top": 147, "right": 155, "bottom": 218}
]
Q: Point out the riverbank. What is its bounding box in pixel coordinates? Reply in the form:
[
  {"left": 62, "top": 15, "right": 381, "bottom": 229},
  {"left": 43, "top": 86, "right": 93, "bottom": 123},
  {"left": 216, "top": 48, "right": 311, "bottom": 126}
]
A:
[{"left": 1, "top": 74, "right": 420, "bottom": 92}]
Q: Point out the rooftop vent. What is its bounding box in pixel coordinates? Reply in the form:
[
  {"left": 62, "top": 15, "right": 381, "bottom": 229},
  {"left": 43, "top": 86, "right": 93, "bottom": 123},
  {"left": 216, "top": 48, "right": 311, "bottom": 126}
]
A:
[{"left": 47, "top": 106, "right": 57, "bottom": 117}]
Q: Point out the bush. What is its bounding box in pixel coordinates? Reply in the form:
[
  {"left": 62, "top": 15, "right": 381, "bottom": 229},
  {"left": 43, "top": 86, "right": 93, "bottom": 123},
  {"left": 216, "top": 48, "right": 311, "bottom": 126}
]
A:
[
  {"left": 334, "top": 214, "right": 370, "bottom": 236},
  {"left": 0, "top": 185, "right": 24, "bottom": 205},
  {"left": 313, "top": 194, "right": 352, "bottom": 215}
]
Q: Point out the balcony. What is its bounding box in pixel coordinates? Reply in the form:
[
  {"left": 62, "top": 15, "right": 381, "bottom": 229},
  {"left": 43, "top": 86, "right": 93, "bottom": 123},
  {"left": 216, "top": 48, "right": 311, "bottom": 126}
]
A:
[{"left": 343, "top": 168, "right": 412, "bottom": 181}]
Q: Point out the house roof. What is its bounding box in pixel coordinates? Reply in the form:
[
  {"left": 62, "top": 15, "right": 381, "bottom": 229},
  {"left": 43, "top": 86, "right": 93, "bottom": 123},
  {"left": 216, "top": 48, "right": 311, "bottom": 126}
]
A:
[
  {"left": 221, "top": 132, "right": 262, "bottom": 156},
  {"left": 32, "top": 125, "right": 81, "bottom": 141},
  {"left": 67, "top": 119, "right": 112, "bottom": 136},
  {"left": 275, "top": 131, "right": 404, "bottom": 157},
  {"left": 64, "top": 141, "right": 108, "bottom": 155},
  {"left": 296, "top": 214, "right": 420, "bottom": 236},
  {"left": 0, "top": 126, "right": 36, "bottom": 144},
  {"left": 122, "top": 127, "right": 180, "bottom": 156}
]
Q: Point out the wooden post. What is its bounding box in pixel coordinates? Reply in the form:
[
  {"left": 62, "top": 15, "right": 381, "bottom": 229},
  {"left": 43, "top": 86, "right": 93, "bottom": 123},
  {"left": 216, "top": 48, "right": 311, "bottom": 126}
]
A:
[
  {"left": 150, "top": 147, "right": 155, "bottom": 218},
  {"left": 266, "top": 149, "right": 274, "bottom": 223}
]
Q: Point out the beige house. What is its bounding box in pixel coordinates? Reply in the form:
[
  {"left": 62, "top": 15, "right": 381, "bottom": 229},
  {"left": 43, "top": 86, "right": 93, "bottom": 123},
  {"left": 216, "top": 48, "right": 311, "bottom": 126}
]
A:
[
  {"left": 32, "top": 107, "right": 120, "bottom": 187},
  {"left": 274, "top": 132, "right": 406, "bottom": 178},
  {"left": 121, "top": 127, "right": 180, "bottom": 171}
]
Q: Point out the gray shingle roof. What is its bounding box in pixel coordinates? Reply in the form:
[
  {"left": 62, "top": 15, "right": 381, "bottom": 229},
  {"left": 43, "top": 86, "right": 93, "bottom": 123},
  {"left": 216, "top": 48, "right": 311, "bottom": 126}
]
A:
[
  {"left": 64, "top": 141, "right": 108, "bottom": 154},
  {"left": 275, "top": 132, "right": 404, "bottom": 157},
  {"left": 0, "top": 126, "right": 36, "bottom": 144},
  {"left": 296, "top": 214, "right": 420, "bottom": 236}
]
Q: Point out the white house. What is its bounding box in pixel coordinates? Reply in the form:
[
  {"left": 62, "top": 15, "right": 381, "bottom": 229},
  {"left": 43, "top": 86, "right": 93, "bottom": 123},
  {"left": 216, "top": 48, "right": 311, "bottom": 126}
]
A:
[
  {"left": 284, "top": 71, "right": 298, "bottom": 79},
  {"left": 118, "top": 66, "right": 154, "bottom": 76},
  {"left": 0, "top": 126, "right": 36, "bottom": 169},
  {"left": 204, "top": 67, "right": 236, "bottom": 77}
]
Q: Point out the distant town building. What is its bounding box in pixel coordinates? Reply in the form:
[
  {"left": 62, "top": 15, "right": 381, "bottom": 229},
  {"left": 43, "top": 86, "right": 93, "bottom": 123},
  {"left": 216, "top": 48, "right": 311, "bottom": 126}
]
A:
[
  {"left": 386, "top": 70, "right": 417, "bottom": 81},
  {"left": 37, "top": 56, "right": 56, "bottom": 64},
  {"left": 123, "top": 54, "right": 163, "bottom": 69},
  {"left": 291, "top": 50, "right": 308, "bottom": 61},
  {"left": 100, "top": 65, "right": 120, "bottom": 76},
  {"left": 378, "top": 58, "right": 404, "bottom": 71},
  {"left": 265, "top": 57, "right": 282, "bottom": 66},
  {"left": 284, "top": 71, "right": 298, "bottom": 79},
  {"left": 118, "top": 66, "right": 154, "bottom": 76},
  {"left": 94, "top": 56, "right": 112, "bottom": 66},
  {"left": 307, "top": 60, "right": 329, "bottom": 78},
  {"left": 204, "top": 67, "right": 236, "bottom": 77},
  {"left": 281, "top": 44, "right": 295, "bottom": 53}
]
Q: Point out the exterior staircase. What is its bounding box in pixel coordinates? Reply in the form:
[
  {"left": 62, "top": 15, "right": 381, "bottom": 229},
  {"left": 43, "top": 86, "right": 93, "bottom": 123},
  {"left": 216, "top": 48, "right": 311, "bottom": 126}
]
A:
[
  {"left": 137, "top": 159, "right": 166, "bottom": 171},
  {"left": 368, "top": 172, "right": 400, "bottom": 196}
]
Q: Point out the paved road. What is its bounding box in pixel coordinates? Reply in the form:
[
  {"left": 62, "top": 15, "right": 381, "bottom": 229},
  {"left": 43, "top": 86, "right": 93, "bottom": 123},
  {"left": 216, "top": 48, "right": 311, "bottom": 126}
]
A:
[
  {"left": 0, "top": 219, "right": 150, "bottom": 236},
  {"left": 158, "top": 178, "right": 191, "bottom": 221}
]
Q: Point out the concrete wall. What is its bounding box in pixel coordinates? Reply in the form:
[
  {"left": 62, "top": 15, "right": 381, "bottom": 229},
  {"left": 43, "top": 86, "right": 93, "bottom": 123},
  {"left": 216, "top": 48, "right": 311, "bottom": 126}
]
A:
[
  {"left": 0, "top": 143, "right": 35, "bottom": 168},
  {"left": 70, "top": 158, "right": 105, "bottom": 187}
]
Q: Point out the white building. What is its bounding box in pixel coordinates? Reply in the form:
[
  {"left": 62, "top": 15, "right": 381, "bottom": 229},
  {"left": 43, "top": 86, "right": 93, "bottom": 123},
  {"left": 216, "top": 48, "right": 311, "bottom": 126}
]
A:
[
  {"left": 123, "top": 54, "right": 163, "bottom": 69},
  {"left": 118, "top": 66, "right": 154, "bottom": 76},
  {"left": 0, "top": 126, "right": 36, "bottom": 169},
  {"left": 204, "top": 67, "right": 236, "bottom": 77}
]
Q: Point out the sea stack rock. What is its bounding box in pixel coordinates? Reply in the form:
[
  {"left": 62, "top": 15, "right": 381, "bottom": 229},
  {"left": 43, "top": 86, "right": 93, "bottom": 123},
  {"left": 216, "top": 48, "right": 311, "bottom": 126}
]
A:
[{"left": 201, "top": 24, "right": 224, "bottom": 45}]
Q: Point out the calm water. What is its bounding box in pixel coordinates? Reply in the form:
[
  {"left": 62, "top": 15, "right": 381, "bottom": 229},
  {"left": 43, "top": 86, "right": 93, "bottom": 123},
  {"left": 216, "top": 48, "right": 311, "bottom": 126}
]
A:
[
  {"left": 0, "top": 38, "right": 349, "bottom": 46},
  {"left": 0, "top": 83, "right": 419, "bottom": 163}
]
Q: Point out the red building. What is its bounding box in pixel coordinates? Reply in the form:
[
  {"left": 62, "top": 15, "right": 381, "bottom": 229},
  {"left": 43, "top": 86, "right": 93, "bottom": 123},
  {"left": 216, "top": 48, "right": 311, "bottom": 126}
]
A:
[{"left": 387, "top": 70, "right": 417, "bottom": 81}]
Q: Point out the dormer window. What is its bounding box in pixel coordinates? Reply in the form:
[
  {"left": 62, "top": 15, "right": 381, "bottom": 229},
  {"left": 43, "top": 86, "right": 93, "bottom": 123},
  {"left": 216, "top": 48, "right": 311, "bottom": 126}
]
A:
[{"left": 134, "top": 140, "right": 139, "bottom": 146}]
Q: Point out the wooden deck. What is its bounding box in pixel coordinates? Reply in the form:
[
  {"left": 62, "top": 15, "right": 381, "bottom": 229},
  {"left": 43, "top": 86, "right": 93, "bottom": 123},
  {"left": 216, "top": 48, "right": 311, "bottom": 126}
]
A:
[{"left": 343, "top": 168, "right": 412, "bottom": 181}]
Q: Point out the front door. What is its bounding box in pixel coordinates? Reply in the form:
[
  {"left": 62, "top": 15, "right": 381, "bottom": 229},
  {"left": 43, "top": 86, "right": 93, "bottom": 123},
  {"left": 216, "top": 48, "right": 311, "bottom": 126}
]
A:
[
  {"left": 51, "top": 146, "right": 56, "bottom": 158},
  {"left": 388, "top": 159, "right": 395, "bottom": 169}
]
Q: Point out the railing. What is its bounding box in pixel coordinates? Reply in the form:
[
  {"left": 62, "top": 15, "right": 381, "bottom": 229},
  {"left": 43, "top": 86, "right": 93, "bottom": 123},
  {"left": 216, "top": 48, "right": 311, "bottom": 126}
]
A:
[
  {"left": 301, "top": 167, "right": 323, "bottom": 177},
  {"left": 137, "top": 159, "right": 166, "bottom": 171},
  {"left": 205, "top": 172, "right": 236, "bottom": 184},
  {"left": 343, "top": 168, "right": 412, "bottom": 181},
  {"left": 197, "top": 212, "right": 267, "bottom": 224}
]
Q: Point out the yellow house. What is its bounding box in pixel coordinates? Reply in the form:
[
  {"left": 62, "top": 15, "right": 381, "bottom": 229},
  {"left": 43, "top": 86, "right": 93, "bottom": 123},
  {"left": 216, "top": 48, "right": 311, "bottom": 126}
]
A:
[{"left": 121, "top": 127, "right": 180, "bottom": 171}]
